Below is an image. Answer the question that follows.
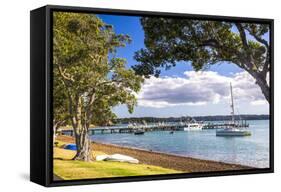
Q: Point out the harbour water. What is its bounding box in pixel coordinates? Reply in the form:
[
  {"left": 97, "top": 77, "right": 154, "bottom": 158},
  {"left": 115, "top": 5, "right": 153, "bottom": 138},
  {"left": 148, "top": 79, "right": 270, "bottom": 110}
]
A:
[{"left": 91, "top": 120, "right": 270, "bottom": 168}]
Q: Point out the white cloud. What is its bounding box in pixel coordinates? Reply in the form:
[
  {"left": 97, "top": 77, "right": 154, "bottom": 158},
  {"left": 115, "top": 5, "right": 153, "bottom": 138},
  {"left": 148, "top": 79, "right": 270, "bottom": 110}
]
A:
[
  {"left": 250, "top": 100, "right": 268, "bottom": 106},
  {"left": 137, "top": 71, "right": 267, "bottom": 108}
]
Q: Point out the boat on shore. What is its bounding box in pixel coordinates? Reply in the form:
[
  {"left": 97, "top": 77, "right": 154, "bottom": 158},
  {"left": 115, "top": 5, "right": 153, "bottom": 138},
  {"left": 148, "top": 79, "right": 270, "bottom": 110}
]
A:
[{"left": 216, "top": 83, "right": 251, "bottom": 137}]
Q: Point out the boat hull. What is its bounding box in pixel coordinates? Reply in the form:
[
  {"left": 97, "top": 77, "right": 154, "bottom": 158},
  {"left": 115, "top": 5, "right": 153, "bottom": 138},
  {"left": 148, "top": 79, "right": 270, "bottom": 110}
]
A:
[
  {"left": 183, "top": 123, "right": 203, "bottom": 131},
  {"left": 183, "top": 127, "right": 202, "bottom": 131},
  {"left": 134, "top": 131, "right": 145, "bottom": 135},
  {"left": 216, "top": 130, "right": 251, "bottom": 136}
]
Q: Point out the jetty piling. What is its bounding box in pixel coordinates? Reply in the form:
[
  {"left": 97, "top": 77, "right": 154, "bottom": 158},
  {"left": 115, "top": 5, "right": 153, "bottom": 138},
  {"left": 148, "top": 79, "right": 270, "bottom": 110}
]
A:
[{"left": 60, "top": 121, "right": 249, "bottom": 136}]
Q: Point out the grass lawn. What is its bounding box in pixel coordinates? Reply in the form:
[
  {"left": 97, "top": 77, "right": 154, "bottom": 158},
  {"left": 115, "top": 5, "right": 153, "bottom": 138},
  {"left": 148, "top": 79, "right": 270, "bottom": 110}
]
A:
[{"left": 53, "top": 142, "right": 181, "bottom": 180}]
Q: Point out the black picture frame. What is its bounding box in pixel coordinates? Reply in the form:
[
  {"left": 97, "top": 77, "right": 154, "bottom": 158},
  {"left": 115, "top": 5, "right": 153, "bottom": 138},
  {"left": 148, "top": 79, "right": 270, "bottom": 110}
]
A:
[{"left": 30, "top": 4, "right": 274, "bottom": 187}]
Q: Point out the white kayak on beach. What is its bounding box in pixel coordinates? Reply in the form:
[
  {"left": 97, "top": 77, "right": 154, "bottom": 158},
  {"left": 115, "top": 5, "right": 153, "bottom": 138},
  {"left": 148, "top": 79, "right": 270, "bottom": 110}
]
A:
[{"left": 96, "top": 154, "right": 139, "bottom": 164}]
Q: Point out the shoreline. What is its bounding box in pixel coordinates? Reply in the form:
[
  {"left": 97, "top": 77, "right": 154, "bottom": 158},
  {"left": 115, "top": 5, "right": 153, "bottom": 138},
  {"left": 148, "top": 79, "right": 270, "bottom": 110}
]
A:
[{"left": 57, "top": 135, "right": 253, "bottom": 173}]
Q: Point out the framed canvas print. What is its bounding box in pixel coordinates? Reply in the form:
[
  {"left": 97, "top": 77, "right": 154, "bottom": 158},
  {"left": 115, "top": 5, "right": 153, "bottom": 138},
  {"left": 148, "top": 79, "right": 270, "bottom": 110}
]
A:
[{"left": 30, "top": 5, "right": 274, "bottom": 187}]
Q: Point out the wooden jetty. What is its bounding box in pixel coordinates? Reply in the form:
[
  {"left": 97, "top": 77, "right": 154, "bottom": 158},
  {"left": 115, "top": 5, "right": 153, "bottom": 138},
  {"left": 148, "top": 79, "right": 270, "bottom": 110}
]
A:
[
  {"left": 203, "top": 120, "right": 249, "bottom": 129},
  {"left": 60, "top": 121, "right": 249, "bottom": 136}
]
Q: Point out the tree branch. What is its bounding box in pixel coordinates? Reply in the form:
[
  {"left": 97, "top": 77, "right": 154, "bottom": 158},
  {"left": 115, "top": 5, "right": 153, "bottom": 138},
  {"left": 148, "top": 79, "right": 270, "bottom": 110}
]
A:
[
  {"left": 57, "top": 65, "right": 74, "bottom": 82},
  {"left": 97, "top": 79, "right": 123, "bottom": 87},
  {"left": 245, "top": 28, "right": 269, "bottom": 49},
  {"left": 199, "top": 39, "right": 248, "bottom": 69},
  {"left": 261, "top": 60, "right": 270, "bottom": 80},
  {"left": 235, "top": 23, "right": 249, "bottom": 50},
  {"left": 199, "top": 39, "right": 221, "bottom": 49}
]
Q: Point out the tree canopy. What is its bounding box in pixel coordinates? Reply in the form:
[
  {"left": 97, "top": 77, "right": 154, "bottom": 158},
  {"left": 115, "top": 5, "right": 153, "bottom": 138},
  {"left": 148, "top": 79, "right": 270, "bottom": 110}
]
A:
[
  {"left": 53, "top": 12, "right": 143, "bottom": 161},
  {"left": 133, "top": 18, "right": 270, "bottom": 102}
]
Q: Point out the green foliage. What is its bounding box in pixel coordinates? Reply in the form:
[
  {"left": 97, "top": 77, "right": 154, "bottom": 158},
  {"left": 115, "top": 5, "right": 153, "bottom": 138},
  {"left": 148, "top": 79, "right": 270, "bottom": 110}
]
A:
[
  {"left": 133, "top": 18, "right": 270, "bottom": 102},
  {"left": 134, "top": 18, "right": 269, "bottom": 76},
  {"left": 53, "top": 70, "right": 70, "bottom": 127},
  {"left": 53, "top": 12, "right": 143, "bottom": 130}
]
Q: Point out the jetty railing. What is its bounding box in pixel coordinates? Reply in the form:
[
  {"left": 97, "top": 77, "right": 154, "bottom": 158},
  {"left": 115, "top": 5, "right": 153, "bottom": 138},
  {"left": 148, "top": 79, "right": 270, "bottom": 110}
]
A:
[{"left": 60, "top": 121, "right": 249, "bottom": 136}]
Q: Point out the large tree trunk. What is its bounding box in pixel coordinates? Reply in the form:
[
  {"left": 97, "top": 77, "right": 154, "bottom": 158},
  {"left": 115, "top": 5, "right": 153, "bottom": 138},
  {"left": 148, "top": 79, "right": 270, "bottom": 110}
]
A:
[
  {"left": 248, "top": 70, "right": 270, "bottom": 103},
  {"left": 64, "top": 95, "right": 93, "bottom": 161},
  {"left": 255, "top": 75, "right": 270, "bottom": 103},
  {"left": 73, "top": 130, "right": 92, "bottom": 161}
]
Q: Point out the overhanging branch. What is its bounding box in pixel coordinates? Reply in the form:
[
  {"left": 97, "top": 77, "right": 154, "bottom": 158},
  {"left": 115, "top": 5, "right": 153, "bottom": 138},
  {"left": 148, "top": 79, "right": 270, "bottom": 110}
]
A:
[
  {"left": 235, "top": 23, "right": 249, "bottom": 50},
  {"left": 245, "top": 28, "right": 269, "bottom": 49}
]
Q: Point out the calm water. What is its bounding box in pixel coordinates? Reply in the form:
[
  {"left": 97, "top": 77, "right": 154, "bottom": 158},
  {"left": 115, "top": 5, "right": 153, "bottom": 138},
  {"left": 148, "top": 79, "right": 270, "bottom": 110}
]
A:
[{"left": 91, "top": 120, "right": 270, "bottom": 168}]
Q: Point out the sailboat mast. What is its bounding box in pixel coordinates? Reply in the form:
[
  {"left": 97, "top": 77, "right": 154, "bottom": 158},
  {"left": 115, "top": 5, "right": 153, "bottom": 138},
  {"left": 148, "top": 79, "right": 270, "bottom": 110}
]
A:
[{"left": 230, "top": 83, "right": 235, "bottom": 123}]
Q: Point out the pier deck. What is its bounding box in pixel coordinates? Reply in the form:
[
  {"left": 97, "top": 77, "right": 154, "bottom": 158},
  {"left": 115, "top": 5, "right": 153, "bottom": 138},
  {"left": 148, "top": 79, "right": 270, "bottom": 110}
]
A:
[{"left": 60, "top": 121, "right": 249, "bottom": 136}]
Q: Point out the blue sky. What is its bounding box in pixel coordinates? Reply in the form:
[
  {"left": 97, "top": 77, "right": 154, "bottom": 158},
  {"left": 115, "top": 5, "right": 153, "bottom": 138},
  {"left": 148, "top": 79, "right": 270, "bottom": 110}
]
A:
[{"left": 97, "top": 14, "right": 269, "bottom": 118}]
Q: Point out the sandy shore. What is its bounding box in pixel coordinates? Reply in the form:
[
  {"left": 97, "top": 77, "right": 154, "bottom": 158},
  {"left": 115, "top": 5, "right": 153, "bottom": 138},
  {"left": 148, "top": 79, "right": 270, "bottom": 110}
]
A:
[{"left": 57, "top": 135, "right": 252, "bottom": 173}]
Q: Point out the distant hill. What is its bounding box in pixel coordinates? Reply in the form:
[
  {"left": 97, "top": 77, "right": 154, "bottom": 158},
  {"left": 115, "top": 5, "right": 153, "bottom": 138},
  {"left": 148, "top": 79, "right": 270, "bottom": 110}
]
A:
[
  {"left": 114, "top": 116, "right": 193, "bottom": 124},
  {"left": 192, "top": 114, "right": 269, "bottom": 121},
  {"left": 114, "top": 114, "right": 269, "bottom": 124}
]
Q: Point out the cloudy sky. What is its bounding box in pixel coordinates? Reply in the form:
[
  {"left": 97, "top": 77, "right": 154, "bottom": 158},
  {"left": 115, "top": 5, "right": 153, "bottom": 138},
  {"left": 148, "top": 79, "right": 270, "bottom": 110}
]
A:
[{"left": 98, "top": 14, "right": 269, "bottom": 118}]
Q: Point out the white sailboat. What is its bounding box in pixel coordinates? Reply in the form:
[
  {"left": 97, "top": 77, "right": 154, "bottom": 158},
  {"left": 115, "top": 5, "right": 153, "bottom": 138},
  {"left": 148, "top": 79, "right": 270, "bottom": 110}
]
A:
[{"left": 216, "top": 83, "right": 251, "bottom": 137}]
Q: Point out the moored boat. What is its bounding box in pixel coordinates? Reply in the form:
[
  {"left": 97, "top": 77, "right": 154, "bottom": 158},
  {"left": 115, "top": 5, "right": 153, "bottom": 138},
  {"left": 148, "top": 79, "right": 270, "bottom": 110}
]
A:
[
  {"left": 216, "top": 128, "right": 251, "bottom": 136},
  {"left": 183, "top": 123, "right": 203, "bottom": 131},
  {"left": 216, "top": 83, "right": 251, "bottom": 137},
  {"left": 134, "top": 129, "right": 145, "bottom": 135}
]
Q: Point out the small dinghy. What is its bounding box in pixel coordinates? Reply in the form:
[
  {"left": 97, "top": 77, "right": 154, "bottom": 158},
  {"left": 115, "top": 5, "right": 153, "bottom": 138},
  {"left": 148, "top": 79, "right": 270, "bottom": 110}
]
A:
[
  {"left": 96, "top": 154, "right": 139, "bottom": 164},
  {"left": 134, "top": 129, "right": 145, "bottom": 135}
]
